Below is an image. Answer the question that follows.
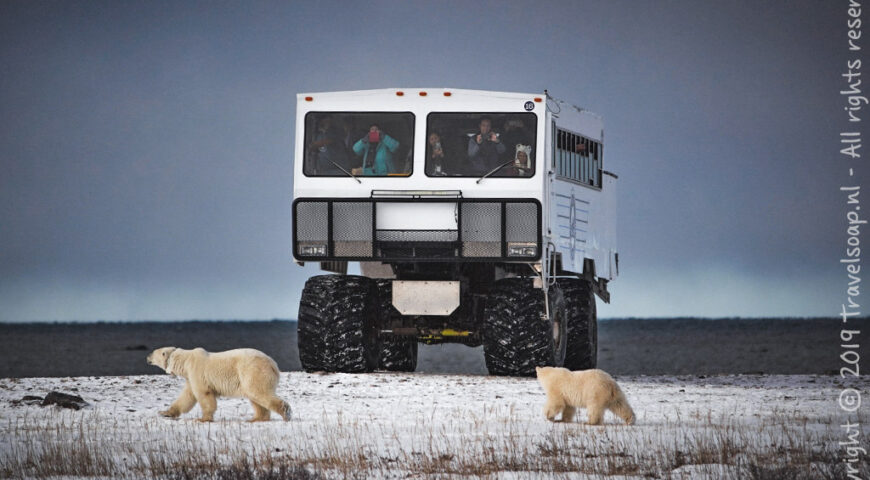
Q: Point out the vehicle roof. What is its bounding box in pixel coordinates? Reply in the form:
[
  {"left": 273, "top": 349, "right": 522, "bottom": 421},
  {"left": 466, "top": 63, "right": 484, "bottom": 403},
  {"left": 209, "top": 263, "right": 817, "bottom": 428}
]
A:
[
  {"left": 297, "top": 88, "right": 542, "bottom": 101},
  {"left": 295, "top": 88, "right": 603, "bottom": 133}
]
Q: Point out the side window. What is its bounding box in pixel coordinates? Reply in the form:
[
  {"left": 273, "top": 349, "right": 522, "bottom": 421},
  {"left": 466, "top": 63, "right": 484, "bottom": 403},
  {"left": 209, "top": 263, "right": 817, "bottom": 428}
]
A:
[{"left": 554, "top": 127, "right": 602, "bottom": 187}]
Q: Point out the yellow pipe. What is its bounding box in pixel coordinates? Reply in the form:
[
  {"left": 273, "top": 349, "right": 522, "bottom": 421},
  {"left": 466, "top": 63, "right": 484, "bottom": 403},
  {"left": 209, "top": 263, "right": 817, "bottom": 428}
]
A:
[{"left": 439, "top": 329, "right": 471, "bottom": 337}]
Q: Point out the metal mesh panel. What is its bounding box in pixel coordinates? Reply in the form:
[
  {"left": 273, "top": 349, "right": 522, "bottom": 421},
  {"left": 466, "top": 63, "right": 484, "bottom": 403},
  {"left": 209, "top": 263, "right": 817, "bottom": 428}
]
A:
[
  {"left": 295, "top": 199, "right": 538, "bottom": 260},
  {"left": 505, "top": 203, "right": 538, "bottom": 243},
  {"left": 376, "top": 230, "right": 458, "bottom": 242},
  {"left": 333, "top": 202, "right": 373, "bottom": 257},
  {"left": 295, "top": 202, "right": 328, "bottom": 242},
  {"left": 461, "top": 203, "right": 501, "bottom": 257}
]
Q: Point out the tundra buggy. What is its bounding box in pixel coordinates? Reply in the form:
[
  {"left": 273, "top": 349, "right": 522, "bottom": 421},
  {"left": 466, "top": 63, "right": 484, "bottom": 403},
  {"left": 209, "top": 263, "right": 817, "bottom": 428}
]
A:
[{"left": 292, "top": 88, "right": 617, "bottom": 376}]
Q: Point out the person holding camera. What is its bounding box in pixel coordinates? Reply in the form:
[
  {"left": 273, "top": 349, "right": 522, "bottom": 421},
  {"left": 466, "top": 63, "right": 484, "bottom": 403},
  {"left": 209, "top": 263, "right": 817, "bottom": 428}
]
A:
[
  {"left": 352, "top": 124, "right": 400, "bottom": 175},
  {"left": 467, "top": 117, "right": 505, "bottom": 173},
  {"left": 428, "top": 132, "right": 447, "bottom": 175}
]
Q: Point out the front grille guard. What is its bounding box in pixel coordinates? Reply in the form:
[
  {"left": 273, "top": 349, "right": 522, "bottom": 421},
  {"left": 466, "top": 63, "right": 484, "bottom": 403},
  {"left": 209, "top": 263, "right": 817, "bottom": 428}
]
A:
[{"left": 292, "top": 197, "right": 542, "bottom": 262}]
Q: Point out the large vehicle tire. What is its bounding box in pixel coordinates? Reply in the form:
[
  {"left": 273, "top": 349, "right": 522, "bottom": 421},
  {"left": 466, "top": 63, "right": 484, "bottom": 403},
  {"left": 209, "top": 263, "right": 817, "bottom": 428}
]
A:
[
  {"left": 482, "top": 278, "right": 567, "bottom": 376},
  {"left": 375, "top": 280, "right": 418, "bottom": 372},
  {"left": 297, "top": 275, "right": 380, "bottom": 373},
  {"left": 558, "top": 278, "right": 598, "bottom": 370},
  {"left": 380, "top": 337, "right": 418, "bottom": 372}
]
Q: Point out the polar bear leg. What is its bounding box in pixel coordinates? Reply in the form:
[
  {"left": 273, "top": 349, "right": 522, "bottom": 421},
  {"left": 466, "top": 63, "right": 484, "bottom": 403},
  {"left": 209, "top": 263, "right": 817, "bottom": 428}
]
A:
[
  {"left": 278, "top": 398, "right": 292, "bottom": 421},
  {"left": 561, "top": 406, "right": 577, "bottom": 422},
  {"left": 195, "top": 390, "right": 217, "bottom": 422},
  {"left": 248, "top": 400, "right": 271, "bottom": 422},
  {"left": 608, "top": 397, "right": 636, "bottom": 425},
  {"left": 251, "top": 393, "right": 291, "bottom": 421},
  {"left": 161, "top": 384, "right": 196, "bottom": 418},
  {"left": 586, "top": 404, "right": 604, "bottom": 425},
  {"left": 543, "top": 398, "right": 564, "bottom": 422}
]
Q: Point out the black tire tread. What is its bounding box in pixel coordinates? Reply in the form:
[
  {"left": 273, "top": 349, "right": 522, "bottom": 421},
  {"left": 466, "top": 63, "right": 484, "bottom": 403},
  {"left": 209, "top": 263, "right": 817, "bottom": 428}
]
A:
[
  {"left": 297, "top": 275, "right": 378, "bottom": 373},
  {"left": 375, "top": 280, "right": 418, "bottom": 372},
  {"left": 482, "top": 278, "right": 556, "bottom": 377},
  {"left": 558, "top": 278, "right": 598, "bottom": 370}
]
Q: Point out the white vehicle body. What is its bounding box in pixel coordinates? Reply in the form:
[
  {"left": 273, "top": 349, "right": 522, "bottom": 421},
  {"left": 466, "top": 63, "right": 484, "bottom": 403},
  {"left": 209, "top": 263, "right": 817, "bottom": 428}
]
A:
[{"left": 292, "top": 88, "right": 617, "bottom": 288}]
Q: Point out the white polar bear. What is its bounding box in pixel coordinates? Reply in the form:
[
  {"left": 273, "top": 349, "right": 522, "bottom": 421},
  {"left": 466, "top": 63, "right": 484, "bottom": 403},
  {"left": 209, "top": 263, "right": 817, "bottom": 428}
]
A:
[
  {"left": 535, "top": 366, "right": 635, "bottom": 425},
  {"left": 147, "top": 347, "right": 291, "bottom": 422}
]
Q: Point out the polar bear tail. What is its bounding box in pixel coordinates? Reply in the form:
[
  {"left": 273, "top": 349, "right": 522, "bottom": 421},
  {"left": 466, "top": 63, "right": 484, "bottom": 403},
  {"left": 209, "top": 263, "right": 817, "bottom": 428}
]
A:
[{"left": 609, "top": 389, "right": 635, "bottom": 425}]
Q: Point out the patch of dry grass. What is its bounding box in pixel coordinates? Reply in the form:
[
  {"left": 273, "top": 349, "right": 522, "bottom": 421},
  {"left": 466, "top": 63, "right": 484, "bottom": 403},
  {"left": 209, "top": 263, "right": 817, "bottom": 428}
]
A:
[{"left": 1, "top": 406, "right": 866, "bottom": 480}]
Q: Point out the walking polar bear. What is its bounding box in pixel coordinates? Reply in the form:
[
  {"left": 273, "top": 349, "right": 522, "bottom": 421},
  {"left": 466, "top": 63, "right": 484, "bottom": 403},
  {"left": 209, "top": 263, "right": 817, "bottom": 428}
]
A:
[
  {"left": 147, "top": 347, "right": 291, "bottom": 422},
  {"left": 536, "top": 366, "right": 635, "bottom": 425}
]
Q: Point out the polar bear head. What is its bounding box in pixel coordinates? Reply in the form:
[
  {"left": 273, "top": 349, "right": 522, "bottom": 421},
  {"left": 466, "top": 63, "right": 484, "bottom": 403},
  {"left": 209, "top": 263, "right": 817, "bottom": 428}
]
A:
[
  {"left": 147, "top": 347, "right": 180, "bottom": 375},
  {"left": 535, "top": 366, "right": 569, "bottom": 390}
]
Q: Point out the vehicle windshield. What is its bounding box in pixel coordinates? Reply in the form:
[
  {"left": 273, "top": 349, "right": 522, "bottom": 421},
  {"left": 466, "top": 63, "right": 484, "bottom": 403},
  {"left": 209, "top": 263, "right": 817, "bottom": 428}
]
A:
[
  {"left": 303, "top": 112, "right": 414, "bottom": 177},
  {"left": 426, "top": 112, "right": 537, "bottom": 177}
]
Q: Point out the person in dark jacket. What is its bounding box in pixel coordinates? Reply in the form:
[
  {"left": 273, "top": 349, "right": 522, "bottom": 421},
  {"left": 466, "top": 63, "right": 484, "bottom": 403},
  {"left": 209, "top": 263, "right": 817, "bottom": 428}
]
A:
[
  {"left": 307, "top": 117, "right": 350, "bottom": 175},
  {"left": 467, "top": 117, "right": 505, "bottom": 173}
]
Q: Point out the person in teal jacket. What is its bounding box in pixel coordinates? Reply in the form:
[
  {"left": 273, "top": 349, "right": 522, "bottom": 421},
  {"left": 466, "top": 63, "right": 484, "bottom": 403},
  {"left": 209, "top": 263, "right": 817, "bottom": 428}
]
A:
[{"left": 352, "top": 125, "right": 400, "bottom": 175}]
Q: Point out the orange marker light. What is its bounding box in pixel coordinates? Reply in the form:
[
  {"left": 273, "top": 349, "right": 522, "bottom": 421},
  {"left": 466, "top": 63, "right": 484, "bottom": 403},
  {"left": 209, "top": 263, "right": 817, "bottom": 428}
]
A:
[
  {"left": 304, "top": 96, "right": 313, "bottom": 102},
  {"left": 534, "top": 97, "right": 542, "bottom": 103},
  {"left": 396, "top": 91, "right": 404, "bottom": 96},
  {"left": 419, "top": 91, "right": 427, "bottom": 96},
  {"left": 443, "top": 92, "right": 452, "bottom": 97}
]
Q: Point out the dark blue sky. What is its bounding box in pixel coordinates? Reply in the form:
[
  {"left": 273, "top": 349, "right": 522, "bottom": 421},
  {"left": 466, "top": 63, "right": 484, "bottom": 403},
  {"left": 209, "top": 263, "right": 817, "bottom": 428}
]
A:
[{"left": 0, "top": 1, "right": 864, "bottom": 320}]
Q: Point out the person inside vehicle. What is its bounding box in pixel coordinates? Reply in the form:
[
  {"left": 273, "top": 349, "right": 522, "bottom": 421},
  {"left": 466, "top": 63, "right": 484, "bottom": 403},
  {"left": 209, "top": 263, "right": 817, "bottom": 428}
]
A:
[
  {"left": 308, "top": 116, "right": 350, "bottom": 174},
  {"left": 512, "top": 144, "right": 532, "bottom": 175},
  {"left": 467, "top": 117, "right": 505, "bottom": 173},
  {"left": 501, "top": 118, "right": 533, "bottom": 160},
  {"left": 428, "top": 132, "right": 447, "bottom": 175},
  {"left": 352, "top": 124, "right": 400, "bottom": 175}
]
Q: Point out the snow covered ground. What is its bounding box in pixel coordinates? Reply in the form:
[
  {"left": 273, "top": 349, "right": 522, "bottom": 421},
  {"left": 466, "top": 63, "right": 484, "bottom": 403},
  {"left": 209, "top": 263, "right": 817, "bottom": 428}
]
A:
[{"left": 0, "top": 372, "right": 866, "bottom": 479}]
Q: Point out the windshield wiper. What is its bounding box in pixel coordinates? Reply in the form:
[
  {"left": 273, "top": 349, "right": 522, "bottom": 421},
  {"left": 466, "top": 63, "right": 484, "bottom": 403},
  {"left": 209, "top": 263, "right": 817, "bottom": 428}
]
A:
[
  {"left": 476, "top": 159, "right": 515, "bottom": 184},
  {"left": 331, "top": 160, "right": 362, "bottom": 184}
]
